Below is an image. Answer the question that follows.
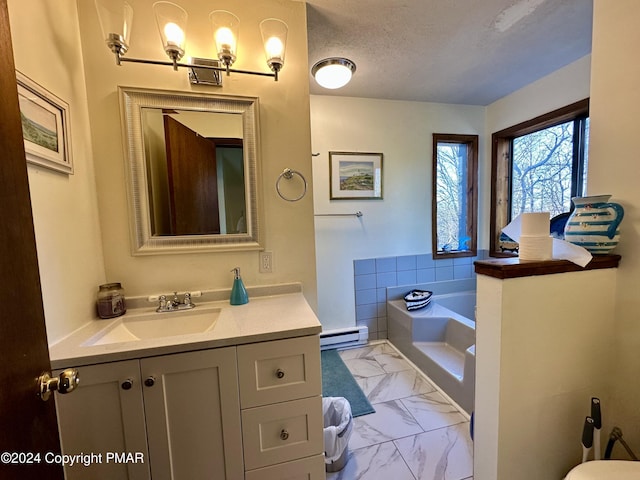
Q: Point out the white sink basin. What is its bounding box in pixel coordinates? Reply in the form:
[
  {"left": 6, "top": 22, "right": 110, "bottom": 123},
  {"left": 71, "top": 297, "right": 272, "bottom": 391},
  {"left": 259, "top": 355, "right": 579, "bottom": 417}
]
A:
[{"left": 83, "top": 307, "right": 220, "bottom": 346}]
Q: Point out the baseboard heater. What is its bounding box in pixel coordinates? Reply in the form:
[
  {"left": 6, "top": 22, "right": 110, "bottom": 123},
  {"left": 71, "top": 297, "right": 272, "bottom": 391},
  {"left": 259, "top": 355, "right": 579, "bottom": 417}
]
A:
[{"left": 320, "top": 326, "right": 368, "bottom": 350}]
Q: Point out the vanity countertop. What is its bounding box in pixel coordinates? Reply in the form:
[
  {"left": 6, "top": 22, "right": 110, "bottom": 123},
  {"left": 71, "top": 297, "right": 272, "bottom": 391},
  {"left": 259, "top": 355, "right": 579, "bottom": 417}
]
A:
[{"left": 49, "top": 292, "right": 322, "bottom": 369}]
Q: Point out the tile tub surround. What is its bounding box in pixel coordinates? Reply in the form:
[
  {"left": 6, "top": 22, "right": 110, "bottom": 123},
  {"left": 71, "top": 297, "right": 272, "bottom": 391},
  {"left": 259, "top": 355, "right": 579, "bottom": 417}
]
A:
[
  {"left": 387, "top": 299, "right": 476, "bottom": 414},
  {"left": 354, "top": 252, "right": 486, "bottom": 340},
  {"left": 328, "top": 342, "right": 473, "bottom": 480}
]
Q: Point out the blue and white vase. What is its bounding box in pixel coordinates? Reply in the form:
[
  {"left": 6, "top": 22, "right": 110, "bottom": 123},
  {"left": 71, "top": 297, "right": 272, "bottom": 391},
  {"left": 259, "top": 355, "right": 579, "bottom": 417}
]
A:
[{"left": 564, "top": 195, "right": 624, "bottom": 254}]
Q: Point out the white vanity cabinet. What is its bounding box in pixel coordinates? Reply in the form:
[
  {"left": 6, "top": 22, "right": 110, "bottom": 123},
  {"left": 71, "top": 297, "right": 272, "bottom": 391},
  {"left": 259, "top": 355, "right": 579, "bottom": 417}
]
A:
[
  {"left": 237, "top": 335, "right": 325, "bottom": 479},
  {"left": 141, "top": 348, "right": 244, "bottom": 480},
  {"left": 54, "top": 359, "right": 151, "bottom": 479},
  {"left": 55, "top": 347, "right": 244, "bottom": 480},
  {"left": 55, "top": 335, "right": 325, "bottom": 480}
]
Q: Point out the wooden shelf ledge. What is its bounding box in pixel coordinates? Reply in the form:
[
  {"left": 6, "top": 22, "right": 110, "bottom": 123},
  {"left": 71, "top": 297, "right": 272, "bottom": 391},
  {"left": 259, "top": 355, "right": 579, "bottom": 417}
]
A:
[{"left": 474, "top": 254, "right": 621, "bottom": 279}]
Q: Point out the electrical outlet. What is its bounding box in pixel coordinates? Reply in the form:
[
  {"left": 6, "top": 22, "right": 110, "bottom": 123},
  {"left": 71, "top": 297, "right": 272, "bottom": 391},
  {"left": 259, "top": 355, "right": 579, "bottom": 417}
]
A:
[{"left": 260, "top": 251, "right": 273, "bottom": 273}]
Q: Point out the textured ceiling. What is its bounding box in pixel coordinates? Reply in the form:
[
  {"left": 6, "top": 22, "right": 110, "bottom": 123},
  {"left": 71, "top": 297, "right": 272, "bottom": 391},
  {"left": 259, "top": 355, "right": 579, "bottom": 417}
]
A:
[{"left": 305, "top": 0, "right": 593, "bottom": 105}]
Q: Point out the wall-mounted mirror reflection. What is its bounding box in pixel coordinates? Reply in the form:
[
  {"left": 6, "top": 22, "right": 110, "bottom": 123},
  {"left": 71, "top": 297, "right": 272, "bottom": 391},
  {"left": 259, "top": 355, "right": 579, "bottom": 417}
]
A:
[
  {"left": 119, "top": 87, "right": 262, "bottom": 254},
  {"left": 142, "top": 108, "right": 246, "bottom": 235}
]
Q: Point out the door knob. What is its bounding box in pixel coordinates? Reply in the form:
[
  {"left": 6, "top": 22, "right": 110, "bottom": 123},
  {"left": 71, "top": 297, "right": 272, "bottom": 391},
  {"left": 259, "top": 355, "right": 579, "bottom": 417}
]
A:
[
  {"left": 144, "top": 376, "right": 155, "bottom": 387},
  {"left": 121, "top": 379, "right": 133, "bottom": 390},
  {"left": 38, "top": 368, "right": 80, "bottom": 401}
]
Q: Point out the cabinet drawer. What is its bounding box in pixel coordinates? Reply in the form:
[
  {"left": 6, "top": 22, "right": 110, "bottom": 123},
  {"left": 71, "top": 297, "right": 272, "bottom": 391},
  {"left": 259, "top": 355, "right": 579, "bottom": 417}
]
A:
[
  {"left": 244, "top": 454, "right": 326, "bottom": 480},
  {"left": 237, "top": 335, "right": 321, "bottom": 408},
  {"left": 241, "top": 396, "right": 323, "bottom": 470}
]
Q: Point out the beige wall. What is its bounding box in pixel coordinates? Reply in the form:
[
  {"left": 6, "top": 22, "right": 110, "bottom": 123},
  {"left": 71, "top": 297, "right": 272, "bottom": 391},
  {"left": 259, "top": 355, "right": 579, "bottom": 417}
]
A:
[
  {"left": 8, "top": 0, "right": 317, "bottom": 344},
  {"left": 590, "top": 0, "right": 640, "bottom": 451},
  {"left": 12, "top": 3, "right": 640, "bottom": 460},
  {"left": 485, "top": 55, "right": 591, "bottom": 134},
  {"left": 77, "top": 0, "right": 317, "bottom": 306},
  {"left": 310, "top": 95, "right": 485, "bottom": 331},
  {"left": 483, "top": 55, "right": 591, "bottom": 248},
  {"left": 474, "top": 1, "right": 640, "bottom": 468},
  {"left": 475, "top": 269, "right": 617, "bottom": 479},
  {"left": 311, "top": 57, "right": 590, "bottom": 332},
  {"left": 8, "top": 0, "right": 106, "bottom": 343}
]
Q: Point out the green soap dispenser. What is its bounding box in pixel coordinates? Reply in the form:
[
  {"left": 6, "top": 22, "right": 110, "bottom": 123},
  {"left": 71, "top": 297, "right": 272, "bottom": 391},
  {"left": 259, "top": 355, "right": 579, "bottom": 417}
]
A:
[{"left": 230, "top": 267, "right": 249, "bottom": 305}]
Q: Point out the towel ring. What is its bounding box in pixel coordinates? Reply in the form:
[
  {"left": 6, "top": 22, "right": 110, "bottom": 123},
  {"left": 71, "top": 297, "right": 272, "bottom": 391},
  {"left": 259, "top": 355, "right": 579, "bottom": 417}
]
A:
[{"left": 276, "top": 168, "right": 307, "bottom": 202}]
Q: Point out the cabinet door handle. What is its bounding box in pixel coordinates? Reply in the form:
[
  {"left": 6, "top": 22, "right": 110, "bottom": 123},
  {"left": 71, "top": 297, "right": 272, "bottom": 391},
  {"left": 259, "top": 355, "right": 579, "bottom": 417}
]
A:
[
  {"left": 144, "top": 376, "right": 155, "bottom": 387},
  {"left": 275, "top": 369, "right": 285, "bottom": 379},
  {"left": 279, "top": 429, "right": 289, "bottom": 441},
  {"left": 121, "top": 379, "right": 133, "bottom": 390}
]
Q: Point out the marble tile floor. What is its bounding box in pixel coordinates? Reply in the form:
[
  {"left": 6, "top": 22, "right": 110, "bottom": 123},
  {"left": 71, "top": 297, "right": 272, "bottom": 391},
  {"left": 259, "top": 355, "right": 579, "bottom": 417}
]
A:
[{"left": 327, "top": 341, "right": 474, "bottom": 480}]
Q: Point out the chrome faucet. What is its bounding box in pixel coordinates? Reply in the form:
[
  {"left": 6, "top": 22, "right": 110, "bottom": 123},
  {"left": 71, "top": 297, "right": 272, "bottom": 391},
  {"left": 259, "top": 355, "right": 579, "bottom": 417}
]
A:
[{"left": 156, "top": 291, "right": 196, "bottom": 312}]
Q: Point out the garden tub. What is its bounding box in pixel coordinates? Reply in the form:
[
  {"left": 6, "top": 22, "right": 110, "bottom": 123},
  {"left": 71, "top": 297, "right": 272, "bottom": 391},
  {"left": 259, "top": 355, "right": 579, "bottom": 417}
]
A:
[{"left": 388, "top": 291, "right": 476, "bottom": 413}]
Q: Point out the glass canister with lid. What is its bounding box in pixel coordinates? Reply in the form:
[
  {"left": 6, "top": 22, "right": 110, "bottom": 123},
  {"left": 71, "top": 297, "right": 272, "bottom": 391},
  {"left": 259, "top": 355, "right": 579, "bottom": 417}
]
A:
[{"left": 97, "top": 283, "right": 127, "bottom": 319}]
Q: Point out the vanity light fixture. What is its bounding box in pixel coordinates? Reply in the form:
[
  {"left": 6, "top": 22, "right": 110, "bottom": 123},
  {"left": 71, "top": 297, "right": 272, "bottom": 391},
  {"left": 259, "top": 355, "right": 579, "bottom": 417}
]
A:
[
  {"left": 311, "top": 57, "right": 356, "bottom": 89},
  {"left": 94, "top": 0, "right": 288, "bottom": 83}
]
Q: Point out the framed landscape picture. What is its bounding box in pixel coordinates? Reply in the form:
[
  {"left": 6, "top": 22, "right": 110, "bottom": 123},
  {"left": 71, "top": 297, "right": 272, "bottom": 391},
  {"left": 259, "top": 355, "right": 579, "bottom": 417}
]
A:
[
  {"left": 16, "top": 71, "right": 73, "bottom": 174},
  {"left": 329, "top": 151, "right": 383, "bottom": 200}
]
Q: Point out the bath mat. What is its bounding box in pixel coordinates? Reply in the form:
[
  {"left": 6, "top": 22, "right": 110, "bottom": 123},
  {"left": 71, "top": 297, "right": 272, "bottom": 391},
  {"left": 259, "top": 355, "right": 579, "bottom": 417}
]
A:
[{"left": 321, "top": 349, "right": 375, "bottom": 417}]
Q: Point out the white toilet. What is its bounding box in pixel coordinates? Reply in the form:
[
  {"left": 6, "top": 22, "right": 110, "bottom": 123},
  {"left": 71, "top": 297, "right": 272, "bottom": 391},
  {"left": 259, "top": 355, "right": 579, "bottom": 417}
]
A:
[{"left": 564, "top": 460, "right": 640, "bottom": 479}]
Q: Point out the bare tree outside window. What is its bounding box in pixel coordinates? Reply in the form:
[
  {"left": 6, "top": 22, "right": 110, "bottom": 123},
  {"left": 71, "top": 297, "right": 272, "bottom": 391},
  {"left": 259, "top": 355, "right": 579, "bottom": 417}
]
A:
[
  {"left": 436, "top": 143, "right": 470, "bottom": 251},
  {"left": 432, "top": 134, "right": 478, "bottom": 259},
  {"left": 489, "top": 99, "right": 589, "bottom": 256},
  {"left": 511, "top": 121, "right": 574, "bottom": 218}
]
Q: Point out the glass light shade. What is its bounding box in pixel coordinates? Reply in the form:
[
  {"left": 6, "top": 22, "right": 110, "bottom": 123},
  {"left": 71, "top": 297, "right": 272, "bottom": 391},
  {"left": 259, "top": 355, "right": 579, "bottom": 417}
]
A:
[
  {"left": 153, "top": 1, "right": 188, "bottom": 61},
  {"left": 210, "top": 10, "right": 239, "bottom": 67},
  {"left": 312, "top": 58, "right": 356, "bottom": 89},
  {"left": 95, "top": 0, "right": 134, "bottom": 54},
  {"left": 260, "top": 19, "right": 288, "bottom": 73}
]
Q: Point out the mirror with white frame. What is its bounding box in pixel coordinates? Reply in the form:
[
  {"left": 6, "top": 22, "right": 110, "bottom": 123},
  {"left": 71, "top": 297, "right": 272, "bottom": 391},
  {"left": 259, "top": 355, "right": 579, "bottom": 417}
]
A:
[{"left": 119, "top": 87, "right": 262, "bottom": 254}]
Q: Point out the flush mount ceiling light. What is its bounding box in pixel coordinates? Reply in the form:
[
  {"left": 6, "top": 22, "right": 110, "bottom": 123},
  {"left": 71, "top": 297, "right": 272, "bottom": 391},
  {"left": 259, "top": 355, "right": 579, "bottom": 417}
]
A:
[
  {"left": 94, "top": 0, "right": 288, "bottom": 84},
  {"left": 311, "top": 57, "right": 356, "bottom": 89}
]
